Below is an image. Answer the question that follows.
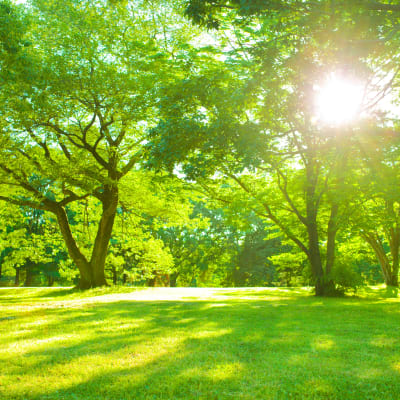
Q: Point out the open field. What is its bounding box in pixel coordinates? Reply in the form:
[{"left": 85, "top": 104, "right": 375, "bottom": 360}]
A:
[{"left": 1, "top": 287, "right": 400, "bottom": 400}]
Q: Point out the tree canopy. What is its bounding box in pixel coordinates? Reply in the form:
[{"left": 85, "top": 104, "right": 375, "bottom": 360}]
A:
[{"left": 0, "top": 0, "right": 399, "bottom": 294}]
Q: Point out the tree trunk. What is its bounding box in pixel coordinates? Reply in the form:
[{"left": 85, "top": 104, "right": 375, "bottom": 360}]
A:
[
  {"left": 389, "top": 227, "right": 399, "bottom": 287},
  {"left": 14, "top": 268, "right": 20, "bottom": 286},
  {"left": 321, "top": 202, "right": 339, "bottom": 295},
  {"left": 89, "top": 187, "right": 118, "bottom": 287},
  {"left": 148, "top": 274, "right": 157, "bottom": 287},
  {"left": 306, "top": 218, "right": 337, "bottom": 296},
  {"left": 306, "top": 211, "right": 328, "bottom": 296},
  {"left": 305, "top": 157, "right": 333, "bottom": 296},
  {"left": 170, "top": 272, "right": 179, "bottom": 287},
  {"left": 364, "top": 233, "right": 399, "bottom": 288},
  {"left": 53, "top": 184, "right": 118, "bottom": 290},
  {"left": 326, "top": 203, "right": 339, "bottom": 276},
  {"left": 24, "top": 266, "right": 34, "bottom": 287},
  {"left": 386, "top": 273, "right": 399, "bottom": 287},
  {"left": 55, "top": 206, "right": 93, "bottom": 289},
  {"left": 112, "top": 266, "right": 117, "bottom": 285},
  {"left": 47, "top": 275, "right": 55, "bottom": 286}
]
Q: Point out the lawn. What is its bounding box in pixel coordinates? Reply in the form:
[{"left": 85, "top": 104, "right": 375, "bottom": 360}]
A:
[{"left": 0, "top": 286, "right": 399, "bottom": 400}]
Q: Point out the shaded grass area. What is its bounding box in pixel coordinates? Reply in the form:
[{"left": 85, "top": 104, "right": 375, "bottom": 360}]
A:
[{"left": 1, "top": 287, "right": 400, "bottom": 399}]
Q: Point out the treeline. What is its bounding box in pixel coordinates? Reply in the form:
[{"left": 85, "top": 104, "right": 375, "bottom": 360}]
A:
[
  {"left": 0, "top": 198, "right": 382, "bottom": 289},
  {"left": 0, "top": 0, "right": 399, "bottom": 295}
]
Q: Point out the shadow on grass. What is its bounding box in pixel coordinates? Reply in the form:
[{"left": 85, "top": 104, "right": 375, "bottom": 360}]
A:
[{"left": 3, "top": 293, "right": 400, "bottom": 400}]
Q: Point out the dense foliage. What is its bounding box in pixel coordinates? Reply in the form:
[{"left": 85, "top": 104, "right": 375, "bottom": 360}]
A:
[{"left": 0, "top": 0, "right": 399, "bottom": 294}]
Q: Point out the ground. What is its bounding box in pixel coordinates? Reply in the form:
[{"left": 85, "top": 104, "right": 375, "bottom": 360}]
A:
[{"left": 0, "top": 286, "right": 399, "bottom": 400}]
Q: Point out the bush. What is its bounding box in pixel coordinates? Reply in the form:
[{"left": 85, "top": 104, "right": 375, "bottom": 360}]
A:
[{"left": 331, "top": 258, "right": 365, "bottom": 294}]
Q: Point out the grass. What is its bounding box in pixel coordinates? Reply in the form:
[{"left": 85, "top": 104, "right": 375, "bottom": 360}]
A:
[{"left": 0, "top": 286, "right": 400, "bottom": 400}]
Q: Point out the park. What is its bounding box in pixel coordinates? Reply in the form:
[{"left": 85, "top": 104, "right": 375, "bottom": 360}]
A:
[{"left": 1, "top": 0, "right": 400, "bottom": 398}]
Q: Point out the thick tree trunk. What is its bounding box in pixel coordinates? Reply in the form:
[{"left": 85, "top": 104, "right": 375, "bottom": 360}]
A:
[
  {"left": 306, "top": 201, "right": 329, "bottom": 295},
  {"left": 307, "top": 225, "right": 325, "bottom": 296},
  {"left": 148, "top": 275, "right": 157, "bottom": 287},
  {"left": 47, "top": 275, "right": 55, "bottom": 286},
  {"left": 306, "top": 212, "right": 337, "bottom": 296},
  {"left": 305, "top": 157, "right": 331, "bottom": 296},
  {"left": 54, "top": 187, "right": 119, "bottom": 289},
  {"left": 55, "top": 206, "right": 93, "bottom": 289},
  {"left": 89, "top": 186, "right": 118, "bottom": 287},
  {"left": 170, "top": 272, "right": 179, "bottom": 287}
]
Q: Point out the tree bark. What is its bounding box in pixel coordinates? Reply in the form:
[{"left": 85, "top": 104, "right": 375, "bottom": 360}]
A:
[
  {"left": 14, "top": 268, "right": 20, "bottom": 286},
  {"left": 148, "top": 274, "right": 157, "bottom": 287},
  {"left": 326, "top": 203, "right": 339, "bottom": 276},
  {"left": 111, "top": 266, "right": 117, "bottom": 285},
  {"left": 55, "top": 206, "right": 93, "bottom": 289},
  {"left": 89, "top": 186, "right": 118, "bottom": 287},
  {"left": 170, "top": 272, "right": 179, "bottom": 287},
  {"left": 304, "top": 154, "right": 339, "bottom": 296},
  {"left": 24, "top": 265, "right": 34, "bottom": 287},
  {"left": 307, "top": 222, "right": 326, "bottom": 295},
  {"left": 52, "top": 183, "right": 118, "bottom": 289},
  {"left": 364, "top": 233, "right": 398, "bottom": 287},
  {"left": 305, "top": 162, "right": 328, "bottom": 295},
  {"left": 389, "top": 227, "right": 399, "bottom": 287}
]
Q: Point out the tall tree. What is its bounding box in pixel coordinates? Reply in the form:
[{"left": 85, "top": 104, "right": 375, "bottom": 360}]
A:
[
  {"left": 0, "top": 0, "right": 194, "bottom": 288},
  {"left": 148, "top": 0, "right": 398, "bottom": 295},
  {"left": 349, "top": 130, "right": 400, "bottom": 287}
]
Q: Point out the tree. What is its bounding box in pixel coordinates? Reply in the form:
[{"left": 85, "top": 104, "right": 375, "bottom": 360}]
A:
[
  {"left": 147, "top": 0, "right": 400, "bottom": 295},
  {"left": 0, "top": 0, "right": 195, "bottom": 288},
  {"left": 349, "top": 129, "right": 400, "bottom": 287}
]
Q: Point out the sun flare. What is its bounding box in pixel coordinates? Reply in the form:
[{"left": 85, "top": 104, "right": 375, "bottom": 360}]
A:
[{"left": 315, "top": 74, "right": 364, "bottom": 125}]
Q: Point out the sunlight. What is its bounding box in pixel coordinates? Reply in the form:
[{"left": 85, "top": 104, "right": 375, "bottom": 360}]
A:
[{"left": 314, "top": 74, "right": 364, "bottom": 125}]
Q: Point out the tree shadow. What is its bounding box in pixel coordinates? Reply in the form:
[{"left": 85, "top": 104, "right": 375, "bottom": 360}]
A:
[{"left": 2, "top": 293, "right": 400, "bottom": 399}]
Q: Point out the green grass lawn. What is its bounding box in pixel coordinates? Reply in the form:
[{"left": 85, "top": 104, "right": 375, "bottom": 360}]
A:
[{"left": 1, "top": 286, "right": 399, "bottom": 400}]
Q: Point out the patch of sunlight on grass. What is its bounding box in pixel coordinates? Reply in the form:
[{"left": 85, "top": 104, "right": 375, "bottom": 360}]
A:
[
  {"left": 357, "top": 368, "right": 383, "bottom": 379},
  {"left": 203, "top": 302, "right": 229, "bottom": 308},
  {"left": 206, "top": 362, "right": 244, "bottom": 381},
  {"left": 301, "top": 378, "right": 334, "bottom": 396},
  {"left": 393, "top": 362, "right": 400, "bottom": 373},
  {"left": 370, "top": 336, "right": 397, "bottom": 348},
  {"left": 3, "top": 332, "right": 87, "bottom": 355},
  {"left": 312, "top": 336, "right": 335, "bottom": 350},
  {"left": 192, "top": 328, "right": 232, "bottom": 339},
  {"left": 180, "top": 362, "right": 243, "bottom": 382}
]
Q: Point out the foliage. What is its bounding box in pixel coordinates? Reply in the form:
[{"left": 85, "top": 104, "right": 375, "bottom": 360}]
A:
[{"left": 0, "top": 0, "right": 200, "bottom": 288}]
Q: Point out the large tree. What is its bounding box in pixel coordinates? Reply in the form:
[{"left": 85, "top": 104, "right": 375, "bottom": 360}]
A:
[
  {"left": 349, "top": 129, "right": 400, "bottom": 287},
  {"left": 0, "top": 0, "right": 194, "bottom": 288},
  {"left": 148, "top": 0, "right": 399, "bottom": 295}
]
